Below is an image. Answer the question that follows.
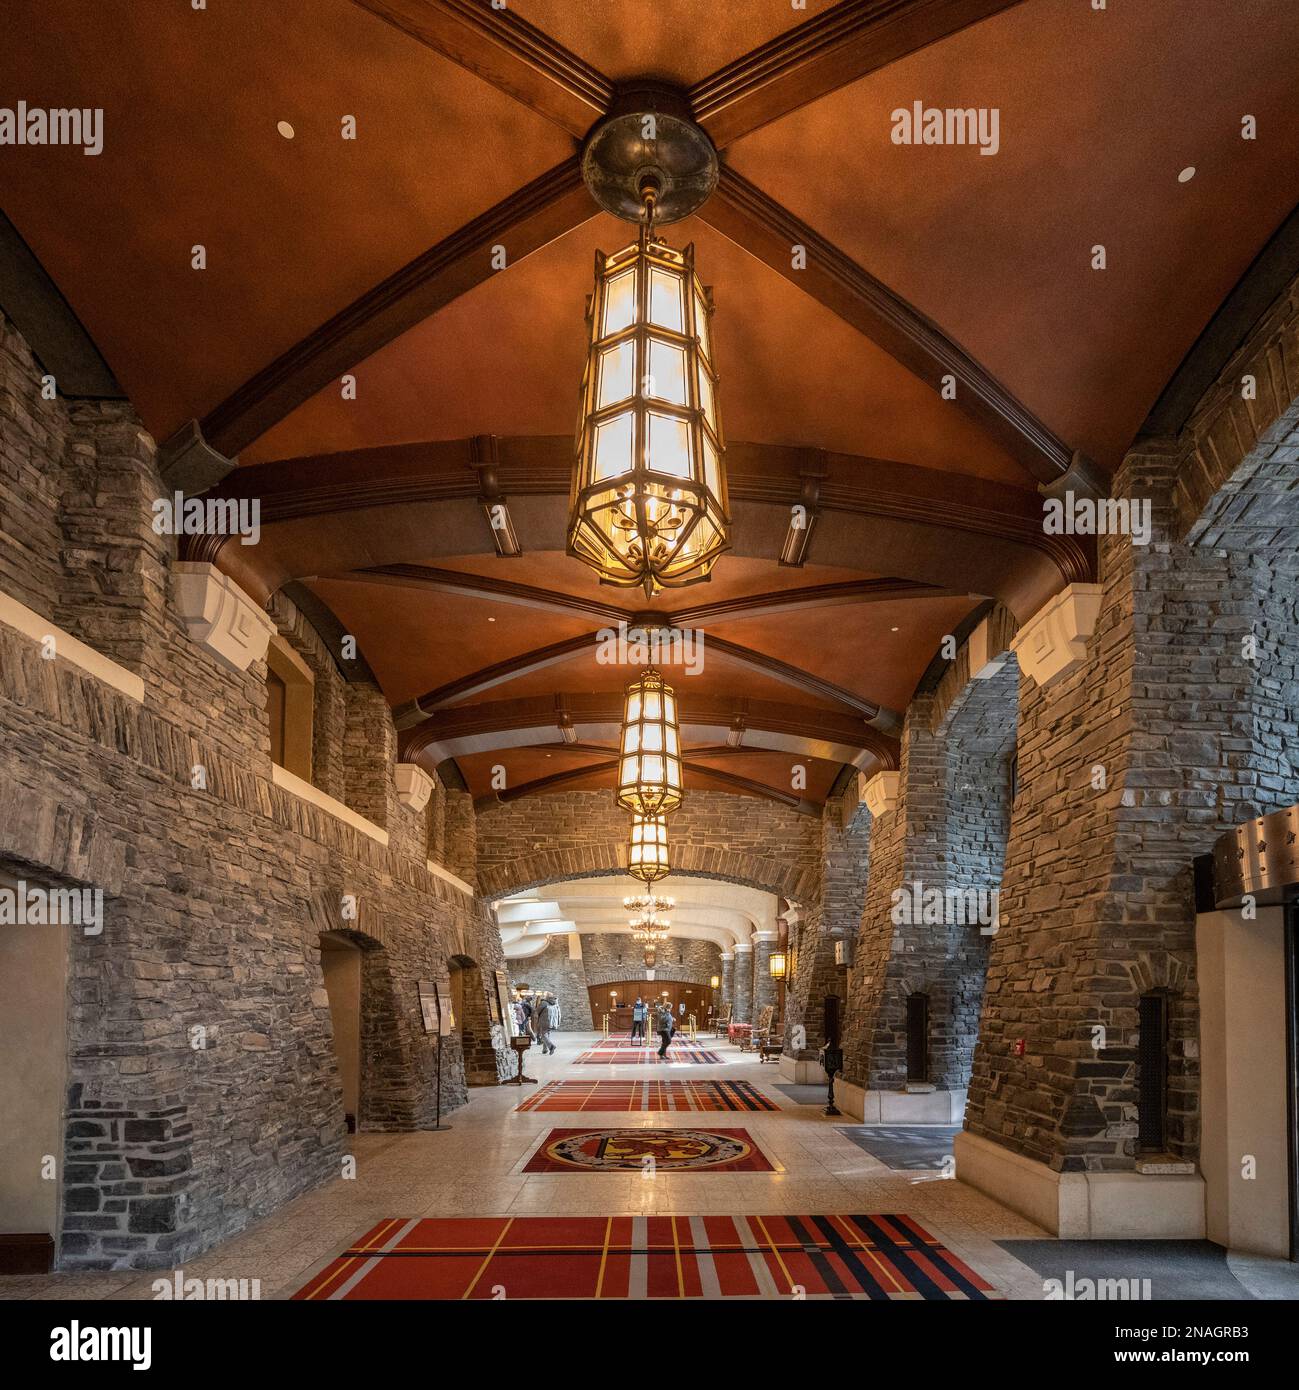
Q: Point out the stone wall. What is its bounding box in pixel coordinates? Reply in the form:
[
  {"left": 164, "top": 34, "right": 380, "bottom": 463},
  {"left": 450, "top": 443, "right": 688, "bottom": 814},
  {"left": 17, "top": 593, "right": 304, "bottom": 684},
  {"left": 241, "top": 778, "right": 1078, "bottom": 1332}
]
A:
[
  {"left": 783, "top": 790, "right": 871, "bottom": 1057},
  {"left": 508, "top": 935, "right": 593, "bottom": 1029},
  {"left": 475, "top": 790, "right": 821, "bottom": 903},
  {"left": 0, "top": 312, "right": 508, "bottom": 1270},
  {"left": 507, "top": 933, "right": 723, "bottom": 1030},
  {"left": 967, "top": 441, "right": 1299, "bottom": 1172}
]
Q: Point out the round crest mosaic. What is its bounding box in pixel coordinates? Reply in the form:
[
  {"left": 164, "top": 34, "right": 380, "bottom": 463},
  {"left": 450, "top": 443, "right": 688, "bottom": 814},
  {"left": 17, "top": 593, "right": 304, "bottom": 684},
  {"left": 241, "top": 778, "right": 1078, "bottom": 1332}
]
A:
[{"left": 543, "top": 1127, "right": 754, "bottom": 1171}]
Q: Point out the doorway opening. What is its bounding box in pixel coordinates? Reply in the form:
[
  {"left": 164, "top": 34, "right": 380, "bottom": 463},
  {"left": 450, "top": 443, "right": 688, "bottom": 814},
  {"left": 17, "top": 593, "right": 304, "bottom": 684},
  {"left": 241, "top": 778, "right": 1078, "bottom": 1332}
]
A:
[
  {"left": 0, "top": 869, "right": 68, "bottom": 1272},
  {"left": 319, "top": 932, "right": 362, "bottom": 1133},
  {"left": 448, "top": 955, "right": 498, "bottom": 1085}
]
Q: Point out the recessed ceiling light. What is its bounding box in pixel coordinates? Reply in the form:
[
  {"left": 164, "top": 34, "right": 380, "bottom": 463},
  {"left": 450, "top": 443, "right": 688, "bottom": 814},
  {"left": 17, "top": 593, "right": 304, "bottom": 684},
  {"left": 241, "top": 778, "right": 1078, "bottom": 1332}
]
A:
[
  {"left": 277, "top": 120, "right": 295, "bottom": 140},
  {"left": 1178, "top": 165, "right": 1195, "bottom": 183},
  {"left": 487, "top": 616, "right": 496, "bottom": 622},
  {"left": 891, "top": 626, "right": 899, "bottom": 632}
]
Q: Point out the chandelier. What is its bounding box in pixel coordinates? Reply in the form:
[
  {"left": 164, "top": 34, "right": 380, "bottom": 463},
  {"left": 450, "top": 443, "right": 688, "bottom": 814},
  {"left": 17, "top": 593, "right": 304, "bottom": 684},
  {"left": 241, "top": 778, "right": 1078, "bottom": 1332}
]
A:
[
  {"left": 624, "top": 894, "right": 674, "bottom": 918},
  {"left": 616, "top": 667, "right": 682, "bottom": 817},
  {"left": 567, "top": 176, "right": 729, "bottom": 597},
  {"left": 627, "top": 812, "right": 670, "bottom": 884}
]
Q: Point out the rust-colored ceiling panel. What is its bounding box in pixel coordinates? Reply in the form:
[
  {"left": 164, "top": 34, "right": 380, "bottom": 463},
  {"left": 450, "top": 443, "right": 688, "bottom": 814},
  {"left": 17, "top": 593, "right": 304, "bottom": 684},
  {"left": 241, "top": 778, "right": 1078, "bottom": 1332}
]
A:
[
  {"left": 728, "top": 0, "right": 1299, "bottom": 469},
  {"left": 0, "top": 0, "right": 573, "bottom": 439},
  {"left": 687, "top": 750, "right": 842, "bottom": 802},
  {"left": 244, "top": 213, "right": 1026, "bottom": 483},
  {"left": 459, "top": 746, "right": 612, "bottom": 799},
  {"left": 510, "top": 0, "right": 836, "bottom": 88},
  {"left": 706, "top": 593, "right": 978, "bottom": 711},
  {"left": 307, "top": 576, "right": 599, "bottom": 706}
]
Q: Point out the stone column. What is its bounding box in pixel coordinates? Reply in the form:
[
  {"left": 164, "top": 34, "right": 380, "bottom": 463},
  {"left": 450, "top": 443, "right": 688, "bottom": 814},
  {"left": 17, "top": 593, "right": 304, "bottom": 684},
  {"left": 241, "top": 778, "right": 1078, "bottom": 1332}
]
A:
[
  {"left": 720, "top": 950, "right": 734, "bottom": 1017},
  {"left": 751, "top": 930, "right": 777, "bottom": 1024},
  {"left": 959, "top": 444, "right": 1299, "bottom": 1232},
  {"left": 731, "top": 943, "right": 753, "bottom": 1024}
]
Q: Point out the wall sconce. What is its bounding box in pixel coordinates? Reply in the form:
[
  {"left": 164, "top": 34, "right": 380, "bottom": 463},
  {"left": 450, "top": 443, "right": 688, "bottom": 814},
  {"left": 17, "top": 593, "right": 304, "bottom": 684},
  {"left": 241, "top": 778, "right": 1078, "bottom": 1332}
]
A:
[{"left": 769, "top": 951, "right": 788, "bottom": 980}]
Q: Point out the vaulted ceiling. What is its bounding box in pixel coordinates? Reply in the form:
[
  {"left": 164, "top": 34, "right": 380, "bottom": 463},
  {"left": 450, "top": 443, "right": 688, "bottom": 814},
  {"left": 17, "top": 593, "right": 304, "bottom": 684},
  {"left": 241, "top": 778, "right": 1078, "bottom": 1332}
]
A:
[{"left": 5, "top": 0, "right": 1297, "bottom": 809}]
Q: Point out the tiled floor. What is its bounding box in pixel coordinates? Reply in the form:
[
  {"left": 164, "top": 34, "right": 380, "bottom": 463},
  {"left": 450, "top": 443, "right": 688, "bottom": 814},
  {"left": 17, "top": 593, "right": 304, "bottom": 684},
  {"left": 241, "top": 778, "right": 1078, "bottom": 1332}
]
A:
[{"left": 5, "top": 1032, "right": 1286, "bottom": 1301}]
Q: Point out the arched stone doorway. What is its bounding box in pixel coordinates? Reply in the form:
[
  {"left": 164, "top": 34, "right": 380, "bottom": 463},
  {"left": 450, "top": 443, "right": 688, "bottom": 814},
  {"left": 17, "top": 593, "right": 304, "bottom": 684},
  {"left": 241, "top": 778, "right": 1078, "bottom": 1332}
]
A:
[
  {"left": 447, "top": 954, "right": 499, "bottom": 1086},
  {"left": 319, "top": 932, "right": 363, "bottom": 1133}
]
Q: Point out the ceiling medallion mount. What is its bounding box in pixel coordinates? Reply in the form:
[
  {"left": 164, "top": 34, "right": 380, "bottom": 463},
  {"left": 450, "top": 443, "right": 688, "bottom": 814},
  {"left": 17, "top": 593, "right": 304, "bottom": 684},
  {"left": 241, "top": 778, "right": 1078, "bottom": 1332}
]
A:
[{"left": 581, "top": 81, "right": 719, "bottom": 226}]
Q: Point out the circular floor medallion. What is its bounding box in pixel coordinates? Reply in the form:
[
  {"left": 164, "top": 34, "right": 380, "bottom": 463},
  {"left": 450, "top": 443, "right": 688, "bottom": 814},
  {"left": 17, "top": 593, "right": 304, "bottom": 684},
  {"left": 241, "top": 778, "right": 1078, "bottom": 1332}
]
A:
[{"left": 543, "top": 1127, "right": 751, "bottom": 1171}]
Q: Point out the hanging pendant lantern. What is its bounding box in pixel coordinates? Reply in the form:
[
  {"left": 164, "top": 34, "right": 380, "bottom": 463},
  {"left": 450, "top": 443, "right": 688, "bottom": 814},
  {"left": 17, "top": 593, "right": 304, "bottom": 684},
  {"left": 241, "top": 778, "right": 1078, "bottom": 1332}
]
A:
[
  {"left": 617, "top": 667, "right": 682, "bottom": 817},
  {"left": 627, "top": 812, "right": 670, "bottom": 884},
  {"left": 568, "top": 174, "right": 729, "bottom": 597}
]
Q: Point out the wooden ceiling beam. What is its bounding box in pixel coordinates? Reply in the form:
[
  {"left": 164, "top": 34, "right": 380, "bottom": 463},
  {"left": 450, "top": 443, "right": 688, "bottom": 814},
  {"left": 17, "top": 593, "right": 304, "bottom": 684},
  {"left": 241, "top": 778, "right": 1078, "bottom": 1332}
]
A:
[
  {"left": 353, "top": 0, "right": 612, "bottom": 136},
  {"left": 398, "top": 626, "right": 893, "bottom": 722},
  {"left": 476, "top": 756, "right": 816, "bottom": 813},
  {"left": 326, "top": 563, "right": 952, "bottom": 627},
  {"left": 691, "top": 0, "right": 1026, "bottom": 149},
  {"left": 399, "top": 691, "right": 899, "bottom": 770},
  {"left": 199, "top": 158, "right": 595, "bottom": 457},
  {"left": 202, "top": 435, "right": 1090, "bottom": 619},
  {"left": 699, "top": 167, "right": 1074, "bottom": 484}
]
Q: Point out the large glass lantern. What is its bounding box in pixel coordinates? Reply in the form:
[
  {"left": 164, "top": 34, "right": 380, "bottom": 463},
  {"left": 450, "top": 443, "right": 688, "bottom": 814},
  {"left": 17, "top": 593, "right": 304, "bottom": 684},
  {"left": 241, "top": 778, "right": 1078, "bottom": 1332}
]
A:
[
  {"left": 628, "top": 813, "right": 670, "bottom": 884},
  {"left": 616, "top": 667, "right": 682, "bottom": 817},
  {"left": 568, "top": 220, "right": 730, "bottom": 597}
]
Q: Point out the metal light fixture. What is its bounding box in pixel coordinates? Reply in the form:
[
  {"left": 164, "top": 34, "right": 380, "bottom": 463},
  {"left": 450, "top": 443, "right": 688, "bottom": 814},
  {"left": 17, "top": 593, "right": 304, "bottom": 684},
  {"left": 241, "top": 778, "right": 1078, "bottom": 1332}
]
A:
[
  {"left": 624, "top": 894, "right": 674, "bottom": 918},
  {"left": 710, "top": 974, "right": 720, "bottom": 989},
  {"left": 627, "top": 812, "right": 670, "bottom": 884},
  {"left": 769, "top": 951, "right": 788, "bottom": 980},
  {"left": 568, "top": 157, "right": 729, "bottom": 597},
  {"left": 616, "top": 667, "right": 682, "bottom": 817}
]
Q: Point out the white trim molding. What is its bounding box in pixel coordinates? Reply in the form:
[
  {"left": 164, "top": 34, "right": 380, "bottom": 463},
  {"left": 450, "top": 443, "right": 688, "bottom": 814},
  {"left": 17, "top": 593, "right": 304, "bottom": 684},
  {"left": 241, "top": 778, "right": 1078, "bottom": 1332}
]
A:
[
  {"left": 394, "top": 762, "right": 435, "bottom": 812},
  {"left": 861, "top": 770, "right": 900, "bottom": 819},
  {"left": 1010, "top": 582, "right": 1103, "bottom": 688},
  {"left": 271, "top": 763, "right": 388, "bottom": 846},
  {"left": 174, "top": 562, "right": 275, "bottom": 674},
  {"left": 426, "top": 858, "right": 474, "bottom": 898},
  {"left": 0, "top": 589, "right": 144, "bottom": 702},
  {"left": 954, "top": 1130, "right": 1205, "bottom": 1238}
]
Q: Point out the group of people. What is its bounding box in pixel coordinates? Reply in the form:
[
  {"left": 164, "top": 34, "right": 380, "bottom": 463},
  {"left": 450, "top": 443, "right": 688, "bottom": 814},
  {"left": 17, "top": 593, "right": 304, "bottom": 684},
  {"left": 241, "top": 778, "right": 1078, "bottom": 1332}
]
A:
[
  {"left": 512, "top": 992, "right": 559, "bottom": 1055},
  {"left": 629, "top": 995, "right": 686, "bottom": 1058}
]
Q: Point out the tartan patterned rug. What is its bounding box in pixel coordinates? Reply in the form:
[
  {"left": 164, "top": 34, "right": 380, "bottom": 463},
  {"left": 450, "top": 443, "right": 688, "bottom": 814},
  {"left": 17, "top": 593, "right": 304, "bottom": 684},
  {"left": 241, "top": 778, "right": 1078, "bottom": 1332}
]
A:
[
  {"left": 522, "top": 1126, "right": 777, "bottom": 1173},
  {"left": 575, "top": 1043, "right": 723, "bottom": 1065},
  {"left": 292, "top": 1214, "right": 1001, "bottom": 1300},
  {"left": 517, "top": 1079, "right": 776, "bottom": 1113}
]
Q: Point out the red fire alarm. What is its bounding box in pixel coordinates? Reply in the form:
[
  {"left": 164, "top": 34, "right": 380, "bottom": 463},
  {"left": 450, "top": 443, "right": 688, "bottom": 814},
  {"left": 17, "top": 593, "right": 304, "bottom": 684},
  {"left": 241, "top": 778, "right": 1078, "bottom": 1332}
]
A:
[{"left": 1012, "top": 1038, "right": 1026, "bottom": 1056}]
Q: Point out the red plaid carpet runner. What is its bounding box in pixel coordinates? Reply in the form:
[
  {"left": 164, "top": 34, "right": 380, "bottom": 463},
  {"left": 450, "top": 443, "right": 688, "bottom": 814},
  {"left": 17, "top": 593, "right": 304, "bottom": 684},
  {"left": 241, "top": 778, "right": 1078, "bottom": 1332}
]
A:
[
  {"left": 293, "top": 1214, "right": 1000, "bottom": 1300},
  {"left": 517, "top": 1079, "right": 777, "bottom": 1112},
  {"left": 575, "top": 1042, "right": 723, "bottom": 1064}
]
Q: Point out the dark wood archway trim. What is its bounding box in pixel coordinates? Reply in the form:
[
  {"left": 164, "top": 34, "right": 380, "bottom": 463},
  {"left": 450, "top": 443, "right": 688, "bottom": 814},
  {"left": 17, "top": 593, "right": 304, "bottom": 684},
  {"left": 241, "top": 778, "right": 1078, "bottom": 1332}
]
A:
[
  {"left": 701, "top": 167, "right": 1072, "bottom": 483},
  {"left": 199, "top": 158, "right": 595, "bottom": 457},
  {"left": 399, "top": 691, "right": 899, "bottom": 770},
  {"left": 690, "top": 0, "right": 1027, "bottom": 148},
  {"left": 398, "top": 623, "right": 889, "bottom": 719},
  {"left": 476, "top": 756, "right": 817, "bottom": 813},
  {"left": 333, "top": 562, "right": 949, "bottom": 626},
  {"left": 353, "top": 0, "right": 612, "bottom": 137},
  {"left": 201, "top": 434, "right": 1090, "bottom": 604}
]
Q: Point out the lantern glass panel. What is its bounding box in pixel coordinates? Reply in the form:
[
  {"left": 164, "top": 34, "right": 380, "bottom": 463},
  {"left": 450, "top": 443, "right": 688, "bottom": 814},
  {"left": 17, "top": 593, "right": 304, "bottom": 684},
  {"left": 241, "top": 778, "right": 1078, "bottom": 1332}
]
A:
[
  {"left": 647, "top": 413, "right": 691, "bottom": 478},
  {"left": 649, "top": 267, "right": 684, "bottom": 332},
  {"left": 598, "top": 341, "right": 636, "bottom": 409},
  {"left": 694, "top": 288, "right": 711, "bottom": 358},
  {"left": 603, "top": 268, "right": 637, "bottom": 335},
  {"left": 647, "top": 340, "right": 688, "bottom": 405},
  {"left": 593, "top": 414, "right": 633, "bottom": 481},
  {"left": 697, "top": 362, "right": 716, "bottom": 430}
]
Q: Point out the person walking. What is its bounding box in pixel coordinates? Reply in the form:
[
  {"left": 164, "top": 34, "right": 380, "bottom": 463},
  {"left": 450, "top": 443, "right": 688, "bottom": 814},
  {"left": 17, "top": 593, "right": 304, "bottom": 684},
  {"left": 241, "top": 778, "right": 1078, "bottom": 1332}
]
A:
[
  {"left": 534, "top": 995, "right": 556, "bottom": 1055},
  {"left": 631, "top": 996, "right": 647, "bottom": 1043},
  {"left": 656, "top": 1000, "right": 674, "bottom": 1059}
]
